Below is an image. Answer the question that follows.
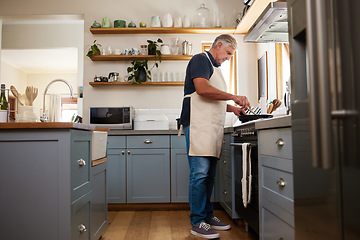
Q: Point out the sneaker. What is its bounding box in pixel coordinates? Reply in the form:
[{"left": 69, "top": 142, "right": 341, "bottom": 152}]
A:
[
  {"left": 191, "top": 222, "right": 220, "bottom": 239},
  {"left": 206, "top": 217, "right": 231, "bottom": 230}
]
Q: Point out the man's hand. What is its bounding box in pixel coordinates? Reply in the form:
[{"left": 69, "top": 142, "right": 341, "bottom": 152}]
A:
[
  {"left": 232, "top": 95, "right": 251, "bottom": 110},
  {"left": 227, "top": 105, "right": 246, "bottom": 116}
]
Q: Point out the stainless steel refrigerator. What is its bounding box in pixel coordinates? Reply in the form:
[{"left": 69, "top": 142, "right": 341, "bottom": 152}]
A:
[{"left": 287, "top": 0, "right": 360, "bottom": 239}]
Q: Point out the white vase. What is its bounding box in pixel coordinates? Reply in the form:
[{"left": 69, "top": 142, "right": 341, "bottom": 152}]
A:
[{"left": 162, "top": 13, "right": 173, "bottom": 27}]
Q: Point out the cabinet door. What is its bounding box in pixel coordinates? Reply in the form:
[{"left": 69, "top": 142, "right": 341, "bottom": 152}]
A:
[
  {"left": 71, "top": 191, "right": 91, "bottom": 240},
  {"left": 171, "top": 148, "right": 189, "bottom": 202},
  {"left": 107, "top": 148, "right": 126, "bottom": 203},
  {"left": 127, "top": 148, "right": 170, "bottom": 203},
  {"left": 91, "top": 162, "right": 108, "bottom": 240}
]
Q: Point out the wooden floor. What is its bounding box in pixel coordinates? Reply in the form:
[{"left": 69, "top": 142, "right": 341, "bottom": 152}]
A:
[{"left": 101, "top": 209, "right": 258, "bottom": 240}]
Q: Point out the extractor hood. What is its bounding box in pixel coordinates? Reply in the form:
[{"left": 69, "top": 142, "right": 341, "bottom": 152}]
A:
[{"left": 244, "top": 1, "right": 288, "bottom": 43}]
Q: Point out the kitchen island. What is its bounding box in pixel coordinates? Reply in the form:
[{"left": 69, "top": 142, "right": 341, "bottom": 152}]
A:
[{"left": 0, "top": 122, "right": 107, "bottom": 240}]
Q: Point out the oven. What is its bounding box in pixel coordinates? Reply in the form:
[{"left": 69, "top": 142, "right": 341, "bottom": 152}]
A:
[{"left": 230, "top": 122, "right": 259, "bottom": 235}]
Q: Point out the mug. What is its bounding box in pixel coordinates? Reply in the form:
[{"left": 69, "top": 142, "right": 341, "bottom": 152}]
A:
[
  {"left": 102, "top": 17, "right": 111, "bottom": 28},
  {"left": 124, "top": 49, "right": 131, "bottom": 55},
  {"left": 151, "top": 16, "right": 161, "bottom": 27},
  {"left": 114, "top": 49, "right": 121, "bottom": 55}
]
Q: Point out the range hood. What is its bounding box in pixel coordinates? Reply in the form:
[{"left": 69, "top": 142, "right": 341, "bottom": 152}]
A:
[{"left": 244, "top": 1, "right": 288, "bottom": 43}]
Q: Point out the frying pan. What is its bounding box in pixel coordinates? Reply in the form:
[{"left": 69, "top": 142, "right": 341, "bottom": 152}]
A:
[{"left": 238, "top": 114, "right": 273, "bottom": 123}]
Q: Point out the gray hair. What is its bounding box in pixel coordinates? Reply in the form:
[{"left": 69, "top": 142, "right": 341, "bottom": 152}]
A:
[{"left": 211, "top": 34, "right": 238, "bottom": 49}]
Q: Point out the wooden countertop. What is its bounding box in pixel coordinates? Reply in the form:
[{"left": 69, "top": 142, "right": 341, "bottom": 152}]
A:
[{"left": 0, "top": 122, "right": 96, "bottom": 131}]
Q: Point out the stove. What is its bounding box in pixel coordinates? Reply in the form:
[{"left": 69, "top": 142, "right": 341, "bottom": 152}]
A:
[{"left": 231, "top": 123, "right": 259, "bottom": 234}]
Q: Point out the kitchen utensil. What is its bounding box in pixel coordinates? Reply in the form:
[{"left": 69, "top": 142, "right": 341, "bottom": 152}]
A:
[
  {"left": 271, "top": 99, "right": 281, "bottom": 113},
  {"left": 10, "top": 85, "right": 24, "bottom": 106},
  {"left": 247, "top": 108, "right": 258, "bottom": 115},
  {"left": 108, "top": 72, "right": 119, "bottom": 82},
  {"left": 182, "top": 40, "right": 192, "bottom": 55},
  {"left": 238, "top": 114, "right": 272, "bottom": 123},
  {"left": 26, "top": 86, "right": 37, "bottom": 106}
]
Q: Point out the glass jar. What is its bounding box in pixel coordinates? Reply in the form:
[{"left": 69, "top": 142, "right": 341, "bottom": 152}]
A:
[
  {"left": 140, "top": 45, "right": 147, "bottom": 55},
  {"left": 194, "top": 3, "right": 211, "bottom": 27}
]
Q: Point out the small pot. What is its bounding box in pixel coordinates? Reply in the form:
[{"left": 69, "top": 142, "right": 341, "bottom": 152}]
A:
[{"left": 137, "top": 66, "right": 147, "bottom": 82}]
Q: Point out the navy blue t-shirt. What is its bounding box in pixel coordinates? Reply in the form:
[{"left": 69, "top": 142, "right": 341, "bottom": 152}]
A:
[{"left": 179, "top": 51, "right": 220, "bottom": 126}]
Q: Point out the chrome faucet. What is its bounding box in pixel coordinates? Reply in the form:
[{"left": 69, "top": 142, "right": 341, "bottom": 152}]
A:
[{"left": 40, "top": 79, "right": 74, "bottom": 122}]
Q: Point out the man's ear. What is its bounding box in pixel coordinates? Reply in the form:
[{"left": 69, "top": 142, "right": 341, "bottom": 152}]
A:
[{"left": 217, "top": 42, "right": 223, "bottom": 49}]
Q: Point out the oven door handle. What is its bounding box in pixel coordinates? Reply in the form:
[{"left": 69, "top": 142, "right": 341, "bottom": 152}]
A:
[{"left": 230, "top": 143, "right": 257, "bottom": 147}]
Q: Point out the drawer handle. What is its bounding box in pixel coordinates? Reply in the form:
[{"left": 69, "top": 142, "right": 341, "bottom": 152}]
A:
[
  {"left": 223, "top": 190, "right": 228, "bottom": 195},
  {"left": 122, "top": 151, "right": 125, "bottom": 155},
  {"left": 277, "top": 178, "right": 286, "bottom": 187},
  {"left": 144, "top": 139, "right": 153, "bottom": 144},
  {"left": 276, "top": 138, "right": 285, "bottom": 146},
  {"left": 77, "top": 159, "right": 86, "bottom": 166},
  {"left": 128, "top": 151, "right": 131, "bottom": 155},
  {"left": 78, "top": 224, "right": 87, "bottom": 233},
  {"left": 223, "top": 160, "right": 227, "bottom": 164}
]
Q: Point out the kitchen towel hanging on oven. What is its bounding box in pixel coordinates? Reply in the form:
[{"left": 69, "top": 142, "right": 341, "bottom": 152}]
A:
[{"left": 241, "top": 143, "right": 252, "bottom": 208}]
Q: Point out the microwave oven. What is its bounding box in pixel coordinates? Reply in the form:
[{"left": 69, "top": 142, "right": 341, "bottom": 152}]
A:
[{"left": 89, "top": 106, "right": 134, "bottom": 129}]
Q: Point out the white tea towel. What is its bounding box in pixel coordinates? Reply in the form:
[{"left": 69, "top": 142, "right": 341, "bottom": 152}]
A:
[{"left": 241, "top": 143, "right": 252, "bottom": 208}]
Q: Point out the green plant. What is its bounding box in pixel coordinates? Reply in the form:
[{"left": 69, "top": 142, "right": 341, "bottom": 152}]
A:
[
  {"left": 86, "top": 40, "right": 101, "bottom": 57},
  {"left": 127, "top": 59, "right": 149, "bottom": 84},
  {"left": 147, "top": 38, "right": 163, "bottom": 61}
]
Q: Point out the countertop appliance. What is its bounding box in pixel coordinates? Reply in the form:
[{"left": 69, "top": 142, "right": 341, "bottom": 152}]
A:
[
  {"left": 134, "top": 114, "right": 169, "bottom": 130},
  {"left": 288, "top": 0, "right": 360, "bottom": 239},
  {"left": 89, "top": 106, "right": 134, "bottom": 129},
  {"left": 231, "top": 122, "right": 259, "bottom": 235}
]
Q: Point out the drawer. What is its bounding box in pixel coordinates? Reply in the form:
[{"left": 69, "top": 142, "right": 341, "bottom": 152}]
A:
[
  {"left": 71, "top": 133, "right": 92, "bottom": 201},
  {"left": 258, "top": 128, "right": 292, "bottom": 159},
  {"left": 107, "top": 136, "right": 126, "bottom": 148},
  {"left": 219, "top": 148, "right": 232, "bottom": 177},
  {"left": 219, "top": 174, "right": 232, "bottom": 207},
  {"left": 127, "top": 135, "right": 170, "bottom": 149},
  {"left": 171, "top": 135, "right": 186, "bottom": 149},
  {"left": 261, "top": 206, "right": 294, "bottom": 240},
  {"left": 260, "top": 156, "right": 294, "bottom": 201},
  {"left": 71, "top": 192, "right": 91, "bottom": 240}
]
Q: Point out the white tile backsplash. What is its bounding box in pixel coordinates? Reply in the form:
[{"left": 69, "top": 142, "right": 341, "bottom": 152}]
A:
[{"left": 135, "top": 109, "right": 181, "bottom": 130}]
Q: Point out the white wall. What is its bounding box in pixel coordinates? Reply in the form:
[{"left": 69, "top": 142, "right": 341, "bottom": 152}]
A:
[
  {"left": 0, "top": 0, "right": 266, "bottom": 124},
  {"left": 0, "top": 60, "right": 27, "bottom": 93}
]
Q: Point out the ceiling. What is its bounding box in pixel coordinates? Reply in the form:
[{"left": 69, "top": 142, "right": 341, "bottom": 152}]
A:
[{"left": 1, "top": 48, "right": 78, "bottom": 74}]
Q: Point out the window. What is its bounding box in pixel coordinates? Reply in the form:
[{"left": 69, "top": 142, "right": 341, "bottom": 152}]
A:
[
  {"left": 61, "top": 98, "right": 78, "bottom": 122},
  {"left": 201, "top": 43, "right": 238, "bottom": 95}
]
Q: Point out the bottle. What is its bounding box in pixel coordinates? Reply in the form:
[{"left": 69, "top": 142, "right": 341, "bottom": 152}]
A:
[{"left": 0, "top": 84, "right": 8, "bottom": 110}]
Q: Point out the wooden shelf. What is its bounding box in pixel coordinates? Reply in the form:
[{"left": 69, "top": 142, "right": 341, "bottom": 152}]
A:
[
  {"left": 90, "top": 27, "right": 235, "bottom": 35},
  {"left": 89, "top": 55, "right": 192, "bottom": 61},
  {"left": 89, "top": 81, "right": 184, "bottom": 87},
  {"left": 235, "top": 0, "right": 277, "bottom": 34}
]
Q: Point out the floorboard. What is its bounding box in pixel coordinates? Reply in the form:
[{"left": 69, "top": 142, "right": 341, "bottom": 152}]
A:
[{"left": 101, "top": 209, "right": 258, "bottom": 240}]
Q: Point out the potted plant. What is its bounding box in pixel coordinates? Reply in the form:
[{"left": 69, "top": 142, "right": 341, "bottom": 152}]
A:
[
  {"left": 127, "top": 59, "right": 161, "bottom": 84},
  {"left": 147, "top": 38, "right": 163, "bottom": 59},
  {"left": 86, "top": 40, "right": 101, "bottom": 57}
]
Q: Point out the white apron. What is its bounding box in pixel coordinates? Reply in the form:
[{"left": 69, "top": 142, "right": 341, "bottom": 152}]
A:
[{"left": 186, "top": 52, "right": 227, "bottom": 158}]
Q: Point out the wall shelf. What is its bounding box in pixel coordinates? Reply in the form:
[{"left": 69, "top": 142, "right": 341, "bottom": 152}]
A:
[
  {"left": 235, "top": 0, "right": 277, "bottom": 34},
  {"left": 89, "top": 81, "right": 184, "bottom": 87},
  {"left": 90, "top": 27, "right": 235, "bottom": 35},
  {"left": 89, "top": 55, "right": 192, "bottom": 61}
]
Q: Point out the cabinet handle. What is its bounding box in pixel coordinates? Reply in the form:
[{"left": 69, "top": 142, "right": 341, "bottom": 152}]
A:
[
  {"left": 144, "top": 139, "right": 153, "bottom": 144},
  {"left": 276, "top": 138, "right": 285, "bottom": 146},
  {"left": 122, "top": 151, "right": 125, "bottom": 155},
  {"left": 128, "top": 151, "right": 131, "bottom": 155},
  {"left": 77, "top": 159, "right": 86, "bottom": 166},
  {"left": 223, "top": 190, "right": 228, "bottom": 195},
  {"left": 78, "top": 224, "right": 87, "bottom": 233},
  {"left": 277, "top": 178, "right": 286, "bottom": 187},
  {"left": 223, "top": 160, "right": 227, "bottom": 164}
]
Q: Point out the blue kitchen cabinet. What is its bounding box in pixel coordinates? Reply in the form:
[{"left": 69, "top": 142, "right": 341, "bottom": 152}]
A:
[
  {"left": 219, "top": 133, "right": 239, "bottom": 219},
  {"left": 0, "top": 128, "right": 93, "bottom": 240},
  {"left": 127, "top": 135, "right": 170, "bottom": 203},
  {"left": 171, "top": 135, "right": 189, "bottom": 202},
  {"left": 106, "top": 136, "right": 126, "bottom": 203}
]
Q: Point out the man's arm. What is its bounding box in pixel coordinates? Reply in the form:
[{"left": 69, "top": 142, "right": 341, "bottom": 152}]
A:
[{"left": 193, "top": 77, "right": 251, "bottom": 109}]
